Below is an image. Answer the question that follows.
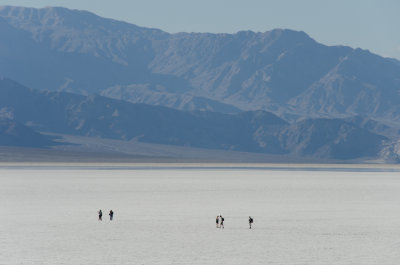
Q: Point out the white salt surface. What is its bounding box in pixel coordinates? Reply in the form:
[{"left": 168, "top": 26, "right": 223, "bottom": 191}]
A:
[{"left": 1, "top": 167, "right": 400, "bottom": 264}]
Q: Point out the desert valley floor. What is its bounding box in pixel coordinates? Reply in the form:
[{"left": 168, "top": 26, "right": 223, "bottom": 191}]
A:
[{"left": 1, "top": 165, "right": 400, "bottom": 264}]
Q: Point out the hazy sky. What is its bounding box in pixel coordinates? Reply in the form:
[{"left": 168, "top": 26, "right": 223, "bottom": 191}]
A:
[{"left": 1, "top": 0, "right": 399, "bottom": 59}]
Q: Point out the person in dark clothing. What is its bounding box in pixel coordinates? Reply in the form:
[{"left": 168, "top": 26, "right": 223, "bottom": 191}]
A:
[
  {"left": 216, "top": 216, "right": 220, "bottom": 228},
  {"left": 109, "top": 210, "right": 114, "bottom": 221},
  {"left": 220, "top": 215, "right": 224, "bottom": 229},
  {"left": 249, "top": 216, "right": 254, "bottom": 229},
  {"left": 98, "top": 210, "right": 102, "bottom": 221}
]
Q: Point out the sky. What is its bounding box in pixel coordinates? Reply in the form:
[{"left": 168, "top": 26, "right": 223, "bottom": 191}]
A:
[{"left": 0, "top": 0, "right": 399, "bottom": 60}]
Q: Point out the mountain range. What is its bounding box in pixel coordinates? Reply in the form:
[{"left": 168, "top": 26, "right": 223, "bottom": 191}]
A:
[
  {"left": 0, "top": 78, "right": 389, "bottom": 160},
  {"left": 0, "top": 6, "right": 399, "bottom": 162}
]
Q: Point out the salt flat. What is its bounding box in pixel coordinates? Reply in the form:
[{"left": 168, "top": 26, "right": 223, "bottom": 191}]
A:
[{"left": 1, "top": 166, "right": 400, "bottom": 264}]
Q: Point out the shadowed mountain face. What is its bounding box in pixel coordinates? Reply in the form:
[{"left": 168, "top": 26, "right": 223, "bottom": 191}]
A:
[
  {"left": 0, "top": 78, "right": 287, "bottom": 153},
  {"left": 0, "top": 118, "right": 55, "bottom": 147},
  {"left": 280, "top": 119, "right": 386, "bottom": 159},
  {"left": 1, "top": 6, "right": 400, "bottom": 123},
  {"left": 0, "top": 78, "right": 389, "bottom": 160}
]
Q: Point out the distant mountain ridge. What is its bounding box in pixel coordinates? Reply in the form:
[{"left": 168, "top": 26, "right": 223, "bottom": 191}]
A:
[
  {"left": 0, "top": 6, "right": 399, "bottom": 161},
  {"left": 0, "top": 78, "right": 390, "bottom": 160},
  {"left": 1, "top": 6, "right": 400, "bottom": 124}
]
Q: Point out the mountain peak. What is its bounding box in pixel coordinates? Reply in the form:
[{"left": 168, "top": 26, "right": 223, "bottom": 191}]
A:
[
  {"left": 0, "top": 5, "right": 169, "bottom": 36},
  {"left": 266, "top": 28, "right": 315, "bottom": 44},
  {"left": 0, "top": 6, "right": 125, "bottom": 28}
]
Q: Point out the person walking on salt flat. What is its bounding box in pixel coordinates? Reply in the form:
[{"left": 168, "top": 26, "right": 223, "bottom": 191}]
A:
[
  {"left": 249, "top": 216, "right": 254, "bottom": 229},
  {"left": 220, "top": 215, "right": 224, "bottom": 229},
  {"left": 98, "top": 209, "right": 102, "bottom": 221},
  {"left": 109, "top": 210, "right": 114, "bottom": 221},
  {"left": 216, "top": 215, "right": 220, "bottom": 228}
]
